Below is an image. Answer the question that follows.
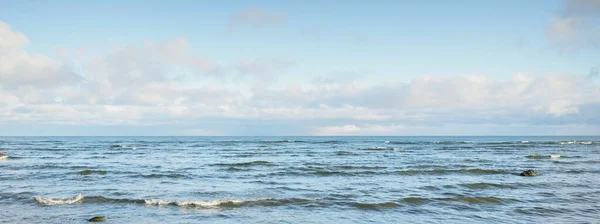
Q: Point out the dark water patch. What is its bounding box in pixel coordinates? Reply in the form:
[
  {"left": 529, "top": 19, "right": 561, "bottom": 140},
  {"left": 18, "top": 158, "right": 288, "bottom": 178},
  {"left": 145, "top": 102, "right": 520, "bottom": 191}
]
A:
[
  {"left": 225, "top": 167, "right": 255, "bottom": 172},
  {"left": 138, "top": 173, "right": 190, "bottom": 179},
  {"left": 400, "top": 197, "right": 430, "bottom": 204},
  {"left": 265, "top": 169, "right": 380, "bottom": 177},
  {"left": 78, "top": 170, "right": 107, "bottom": 175},
  {"left": 351, "top": 202, "right": 401, "bottom": 210},
  {"left": 313, "top": 140, "right": 345, "bottom": 144},
  {"left": 401, "top": 196, "right": 515, "bottom": 205},
  {"left": 211, "top": 160, "right": 274, "bottom": 167},
  {"left": 385, "top": 141, "right": 419, "bottom": 145},
  {"left": 397, "top": 168, "right": 509, "bottom": 176},
  {"left": 335, "top": 151, "right": 356, "bottom": 156},
  {"left": 459, "top": 182, "right": 517, "bottom": 189},
  {"left": 189, "top": 144, "right": 207, "bottom": 147},
  {"left": 87, "top": 156, "right": 109, "bottom": 159},
  {"left": 514, "top": 206, "right": 575, "bottom": 215},
  {"left": 312, "top": 170, "right": 345, "bottom": 176},
  {"left": 225, "top": 153, "right": 256, "bottom": 158},
  {"left": 333, "top": 165, "right": 387, "bottom": 170},
  {"left": 581, "top": 160, "right": 600, "bottom": 164},
  {"left": 359, "top": 147, "right": 404, "bottom": 151}
]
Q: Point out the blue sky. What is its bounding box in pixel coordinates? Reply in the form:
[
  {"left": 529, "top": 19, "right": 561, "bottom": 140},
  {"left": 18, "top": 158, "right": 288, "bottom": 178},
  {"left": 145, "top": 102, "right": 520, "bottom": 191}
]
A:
[{"left": 0, "top": 0, "right": 599, "bottom": 135}]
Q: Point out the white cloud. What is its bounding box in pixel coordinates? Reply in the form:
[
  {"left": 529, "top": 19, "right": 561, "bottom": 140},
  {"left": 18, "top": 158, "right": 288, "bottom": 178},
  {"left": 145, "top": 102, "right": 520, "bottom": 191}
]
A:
[
  {"left": 0, "top": 21, "right": 28, "bottom": 51},
  {"left": 0, "top": 21, "right": 81, "bottom": 89}
]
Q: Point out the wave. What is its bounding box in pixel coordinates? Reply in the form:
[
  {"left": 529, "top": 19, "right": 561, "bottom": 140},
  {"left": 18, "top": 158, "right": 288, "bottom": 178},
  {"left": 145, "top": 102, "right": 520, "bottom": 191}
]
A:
[
  {"left": 351, "top": 202, "right": 401, "bottom": 210},
  {"left": 559, "top": 141, "right": 594, "bottom": 145},
  {"left": 265, "top": 169, "right": 381, "bottom": 177},
  {"left": 35, "top": 194, "right": 84, "bottom": 205},
  {"left": 400, "top": 196, "right": 514, "bottom": 204},
  {"left": 534, "top": 141, "right": 597, "bottom": 145},
  {"left": 333, "top": 165, "right": 387, "bottom": 170},
  {"left": 385, "top": 141, "right": 419, "bottom": 145},
  {"left": 397, "top": 168, "right": 509, "bottom": 176},
  {"left": 144, "top": 198, "right": 273, "bottom": 207},
  {"left": 211, "top": 160, "right": 274, "bottom": 167},
  {"left": 360, "top": 147, "right": 404, "bottom": 151},
  {"left": 78, "top": 170, "right": 108, "bottom": 175},
  {"left": 35, "top": 194, "right": 320, "bottom": 208},
  {"left": 458, "top": 182, "right": 517, "bottom": 189},
  {"left": 139, "top": 173, "right": 189, "bottom": 179},
  {"left": 110, "top": 144, "right": 137, "bottom": 149},
  {"left": 261, "top": 140, "right": 305, "bottom": 143}
]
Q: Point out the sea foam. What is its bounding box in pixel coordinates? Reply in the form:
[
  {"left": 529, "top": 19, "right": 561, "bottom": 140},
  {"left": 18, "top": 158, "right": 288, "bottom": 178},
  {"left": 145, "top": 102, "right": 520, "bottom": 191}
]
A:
[{"left": 35, "top": 194, "right": 84, "bottom": 205}]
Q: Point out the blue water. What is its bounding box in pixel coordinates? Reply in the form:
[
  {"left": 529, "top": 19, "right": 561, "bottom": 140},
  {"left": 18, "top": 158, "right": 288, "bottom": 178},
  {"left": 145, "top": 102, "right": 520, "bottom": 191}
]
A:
[{"left": 1, "top": 136, "right": 599, "bottom": 223}]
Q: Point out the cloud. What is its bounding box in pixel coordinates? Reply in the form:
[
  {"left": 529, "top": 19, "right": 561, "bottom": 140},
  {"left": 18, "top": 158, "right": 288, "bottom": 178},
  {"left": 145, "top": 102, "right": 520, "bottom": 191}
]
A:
[
  {"left": 0, "top": 21, "right": 81, "bottom": 89},
  {"left": 0, "top": 21, "right": 28, "bottom": 51},
  {"left": 1, "top": 20, "right": 599, "bottom": 135},
  {"left": 181, "top": 128, "right": 222, "bottom": 136},
  {"left": 314, "top": 124, "right": 406, "bottom": 136},
  {"left": 547, "top": 0, "right": 600, "bottom": 51},
  {"left": 229, "top": 7, "right": 287, "bottom": 30}
]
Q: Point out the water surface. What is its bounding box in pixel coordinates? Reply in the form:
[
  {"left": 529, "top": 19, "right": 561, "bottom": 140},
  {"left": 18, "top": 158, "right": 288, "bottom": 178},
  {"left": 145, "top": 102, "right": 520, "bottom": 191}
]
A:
[{"left": 1, "top": 136, "right": 599, "bottom": 223}]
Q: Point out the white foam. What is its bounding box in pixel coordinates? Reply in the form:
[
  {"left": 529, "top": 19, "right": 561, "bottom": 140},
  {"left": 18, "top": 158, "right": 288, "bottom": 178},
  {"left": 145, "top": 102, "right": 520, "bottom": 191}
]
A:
[
  {"left": 0, "top": 155, "right": 7, "bottom": 159},
  {"left": 393, "top": 148, "right": 405, "bottom": 151},
  {"left": 549, "top": 154, "right": 561, "bottom": 159},
  {"left": 384, "top": 141, "right": 390, "bottom": 143},
  {"left": 521, "top": 141, "right": 529, "bottom": 144},
  {"left": 35, "top": 194, "right": 84, "bottom": 205}
]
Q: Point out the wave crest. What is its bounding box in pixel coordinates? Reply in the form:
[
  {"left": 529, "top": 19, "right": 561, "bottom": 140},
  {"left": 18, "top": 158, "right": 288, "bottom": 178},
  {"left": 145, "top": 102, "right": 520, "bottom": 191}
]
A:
[
  {"left": 35, "top": 194, "right": 84, "bottom": 205},
  {"left": 144, "top": 198, "right": 272, "bottom": 207}
]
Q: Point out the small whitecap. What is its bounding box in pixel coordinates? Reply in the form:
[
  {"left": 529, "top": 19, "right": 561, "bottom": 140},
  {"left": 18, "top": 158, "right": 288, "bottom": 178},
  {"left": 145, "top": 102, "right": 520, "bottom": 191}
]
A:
[{"left": 35, "top": 194, "right": 84, "bottom": 205}]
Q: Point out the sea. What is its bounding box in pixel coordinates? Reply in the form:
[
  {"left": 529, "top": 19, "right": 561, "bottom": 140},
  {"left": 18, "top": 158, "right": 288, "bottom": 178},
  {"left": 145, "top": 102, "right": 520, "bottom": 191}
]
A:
[{"left": 1, "top": 136, "right": 599, "bottom": 223}]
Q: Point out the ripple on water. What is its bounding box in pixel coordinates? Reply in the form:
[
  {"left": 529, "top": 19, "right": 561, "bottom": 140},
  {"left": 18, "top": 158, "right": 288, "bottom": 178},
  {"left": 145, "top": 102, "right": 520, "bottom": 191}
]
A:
[
  {"left": 458, "top": 182, "right": 518, "bottom": 189},
  {"left": 397, "top": 168, "right": 510, "bottom": 176},
  {"left": 400, "top": 196, "right": 517, "bottom": 205},
  {"left": 78, "top": 170, "right": 108, "bottom": 175}
]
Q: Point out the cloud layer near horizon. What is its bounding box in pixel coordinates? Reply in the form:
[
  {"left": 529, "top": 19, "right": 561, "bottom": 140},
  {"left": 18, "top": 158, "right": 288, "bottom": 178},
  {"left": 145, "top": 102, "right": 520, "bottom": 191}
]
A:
[{"left": 1, "top": 6, "right": 600, "bottom": 136}]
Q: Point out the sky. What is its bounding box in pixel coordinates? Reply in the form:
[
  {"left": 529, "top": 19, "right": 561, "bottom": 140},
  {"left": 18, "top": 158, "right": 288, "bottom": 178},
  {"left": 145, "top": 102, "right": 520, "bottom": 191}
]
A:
[{"left": 0, "top": 0, "right": 599, "bottom": 136}]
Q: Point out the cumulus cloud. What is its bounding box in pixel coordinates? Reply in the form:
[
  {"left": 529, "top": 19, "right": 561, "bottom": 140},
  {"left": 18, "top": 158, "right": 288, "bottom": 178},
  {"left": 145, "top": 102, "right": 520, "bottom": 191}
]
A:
[
  {"left": 547, "top": 0, "right": 600, "bottom": 51},
  {"left": 0, "top": 21, "right": 81, "bottom": 89},
  {"left": 229, "top": 7, "right": 287, "bottom": 30},
  {"left": 0, "top": 21, "right": 28, "bottom": 51}
]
